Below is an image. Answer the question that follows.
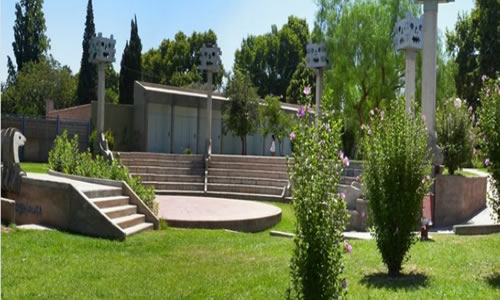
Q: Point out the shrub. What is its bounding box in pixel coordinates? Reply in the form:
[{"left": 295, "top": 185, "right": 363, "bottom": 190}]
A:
[
  {"left": 183, "top": 147, "right": 192, "bottom": 155},
  {"left": 361, "top": 100, "right": 431, "bottom": 276},
  {"left": 288, "top": 106, "right": 349, "bottom": 299},
  {"left": 478, "top": 76, "right": 500, "bottom": 222},
  {"left": 49, "top": 130, "right": 157, "bottom": 213},
  {"left": 436, "top": 97, "right": 474, "bottom": 174}
]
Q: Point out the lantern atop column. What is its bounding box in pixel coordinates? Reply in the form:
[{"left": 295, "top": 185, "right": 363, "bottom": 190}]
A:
[
  {"left": 198, "top": 44, "right": 222, "bottom": 73},
  {"left": 89, "top": 33, "right": 116, "bottom": 64},
  {"left": 394, "top": 12, "right": 424, "bottom": 51},
  {"left": 306, "top": 41, "right": 331, "bottom": 69}
]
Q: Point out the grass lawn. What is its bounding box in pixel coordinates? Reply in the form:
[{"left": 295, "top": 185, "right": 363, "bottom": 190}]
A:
[
  {"left": 442, "top": 168, "right": 481, "bottom": 177},
  {"left": 20, "top": 162, "right": 49, "bottom": 174},
  {"left": 2, "top": 201, "right": 499, "bottom": 299}
]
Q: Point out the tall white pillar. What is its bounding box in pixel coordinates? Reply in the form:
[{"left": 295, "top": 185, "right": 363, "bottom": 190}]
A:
[
  {"left": 315, "top": 68, "right": 323, "bottom": 117},
  {"left": 97, "top": 63, "right": 106, "bottom": 133},
  {"left": 206, "top": 71, "right": 213, "bottom": 155},
  {"left": 421, "top": 1, "right": 438, "bottom": 140},
  {"left": 405, "top": 50, "right": 417, "bottom": 112}
]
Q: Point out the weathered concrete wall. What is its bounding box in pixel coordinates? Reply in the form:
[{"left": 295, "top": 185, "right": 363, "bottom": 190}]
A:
[
  {"left": 435, "top": 175, "right": 487, "bottom": 227},
  {"left": 7, "top": 177, "right": 125, "bottom": 239},
  {"left": 91, "top": 101, "right": 134, "bottom": 152},
  {"left": 1, "top": 198, "right": 16, "bottom": 224},
  {"left": 47, "top": 104, "right": 91, "bottom": 120}
]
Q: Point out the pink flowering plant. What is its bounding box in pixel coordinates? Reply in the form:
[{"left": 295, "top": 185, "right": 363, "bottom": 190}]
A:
[
  {"left": 478, "top": 76, "right": 500, "bottom": 221},
  {"left": 361, "top": 99, "right": 431, "bottom": 276},
  {"left": 436, "top": 97, "right": 474, "bottom": 174},
  {"left": 287, "top": 106, "right": 349, "bottom": 299}
]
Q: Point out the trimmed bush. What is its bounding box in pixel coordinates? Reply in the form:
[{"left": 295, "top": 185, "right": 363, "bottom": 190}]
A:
[
  {"left": 49, "top": 131, "right": 157, "bottom": 213},
  {"left": 287, "top": 106, "right": 349, "bottom": 299},
  {"left": 478, "top": 76, "right": 500, "bottom": 222},
  {"left": 436, "top": 97, "right": 474, "bottom": 174},
  {"left": 361, "top": 100, "right": 431, "bottom": 276}
]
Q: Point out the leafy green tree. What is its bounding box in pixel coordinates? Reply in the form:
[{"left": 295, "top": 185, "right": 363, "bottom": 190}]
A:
[
  {"left": 76, "top": 0, "right": 97, "bottom": 105},
  {"left": 446, "top": 0, "right": 500, "bottom": 109},
  {"left": 260, "top": 96, "right": 293, "bottom": 155},
  {"left": 119, "top": 15, "right": 142, "bottom": 104},
  {"left": 141, "top": 30, "right": 223, "bottom": 89},
  {"left": 11, "top": 0, "right": 49, "bottom": 71},
  {"left": 234, "top": 16, "right": 311, "bottom": 103},
  {"left": 286, "top": 59, "right": 316, "bottom": 105},
  {"left": 288, "top": 107, "right": 349, "bottom": 299},
  {"left": 105, "top": 64, "right": 119, "bottom": 103},
  {"left": 223, "top": 71, "right": 260, "bottom": 155},
  {"left": 362, "top": 100, "right": 431, "bottom": 276},
  {"left": 1, "top": 56, "right": 76, "bottom": 116}
]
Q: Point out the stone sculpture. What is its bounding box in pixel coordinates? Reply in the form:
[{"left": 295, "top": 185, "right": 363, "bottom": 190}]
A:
[
  {"left": 394, "top": 12, "right": 424, "bottom": 51},
  {"left": 306, "top": 41, "right": 330, "bottom": 69},
  {"left": 89, "top": 33, "right": 116, "bottom": 64},
  {"left": 97, "top": 132, "right": 114, "bottom": 162},
  {"left": 1, "top": 128, "right": 27, "bottom": 193},
  {"left": 199, "top": 44, "right": 222, "bottom": 73}
]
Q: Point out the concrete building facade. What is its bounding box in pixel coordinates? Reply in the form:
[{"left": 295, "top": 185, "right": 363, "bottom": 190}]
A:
[{"left": 132, "top": 81, "right": 296, "bottom": 156}]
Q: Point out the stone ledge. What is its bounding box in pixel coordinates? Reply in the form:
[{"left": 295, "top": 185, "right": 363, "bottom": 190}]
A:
[{"left": 453, "top": 224, "right": 500, "bottom": 235}]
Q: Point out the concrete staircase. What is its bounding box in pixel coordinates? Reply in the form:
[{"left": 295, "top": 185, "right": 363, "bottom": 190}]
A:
[
  {"left": 206, "top": 155, "right": 290, "bottom": 202},
  {"left": 117, "top": 152, "right": 205, "bottom": 195},
  {"left": 83, "top": 187, "right": 154, "bottom": 236}
]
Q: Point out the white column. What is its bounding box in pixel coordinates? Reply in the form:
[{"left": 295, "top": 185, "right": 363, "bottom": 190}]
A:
[
  {"left": 315, "top": 68, "right": 323, "bottom": 117},
  {"left": 97, "top": 63, "right": 106, "bottom": 133},
  {"left": 421, "top": 1, "right": 438, "bottom": 142},
  {"left": 405, "top": 49, "right": 417, "bottom": 112},
  {"left": 206, "top": 71, "right": 213, "bottom": 155}
]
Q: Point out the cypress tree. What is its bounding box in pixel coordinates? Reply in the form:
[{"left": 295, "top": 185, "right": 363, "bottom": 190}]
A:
[
  {"left": 12, "top": 0, "right": 49, "bottom": 71},
  {"left": 119, "top": 15, "right": 142, "bottom": 104},
  {"left": 76, "top": 0, "right": 97, "bottom": 105}
]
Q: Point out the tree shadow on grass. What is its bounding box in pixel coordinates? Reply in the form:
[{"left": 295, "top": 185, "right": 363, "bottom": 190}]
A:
[
  {"left": 360, "top": 272, "right": 429, "bottom": 291},
  {"left": 486, "top": 273, "right": 500, "bottom": 289}
]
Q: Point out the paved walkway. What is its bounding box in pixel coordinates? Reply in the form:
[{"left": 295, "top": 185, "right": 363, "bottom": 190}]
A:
[{"left": 27, "top": 173, "right": 119, "bottom": 192}]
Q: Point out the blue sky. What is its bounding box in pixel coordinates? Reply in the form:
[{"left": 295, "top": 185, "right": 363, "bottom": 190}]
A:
[{"left": 1, "top": 0, "right": 474, "bottom": 83}]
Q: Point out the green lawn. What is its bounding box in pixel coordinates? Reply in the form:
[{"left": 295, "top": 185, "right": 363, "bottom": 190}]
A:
[
  {"left": 442, "top": 168, "right": 482, "bottom": 177},
  {"left": 20, "top": 162, "right": 49, "bottom": 173},
  {"left": 2, "top": 202, "right": 499, "bottom": 299}
]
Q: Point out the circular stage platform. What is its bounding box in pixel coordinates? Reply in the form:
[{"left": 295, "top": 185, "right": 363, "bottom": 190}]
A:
[{"left": 156, "top": 196, "right": 282, "bottom": 232}]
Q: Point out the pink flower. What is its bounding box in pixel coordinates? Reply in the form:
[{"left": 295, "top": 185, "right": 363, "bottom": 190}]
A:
[
  {"left": 422, "top": 177, "right": 426, "bottom": 184},
  {"left": 380, "top": 110, "right": 384, "bottom": 120},
  {"left": 339, "top": 192, "right": 346, "bottom": 201},
  {"left": 306, "top": 105, "right": 313, "bottom": 113},
  {"left": 422, "top": 114, "right": 426, "bottom": 122},
  {"left": 303, "top": 86, "right": 311, "bottom": 96},
  {"left": 468, "top": 106, "right": 473, "bottom": 113},
  {"left": 485, "top": 158, "right": 490, "bottom": 166},
  {"left": 343, "top": 157, "right": 350, "bottom": 167},
  {"left": 367, "top": 129, "right": 372, "bottom": 136},
  {"left": 289, "top": 131, "right": 295, "bottom": 141},
  {"left": 355, "top": 175, "right": 360, "bottom": 182},
  {"left": 339, "top": 150, "right": 344, "bottom": 159},
  {"left": 342, "top": 279, "right": 348, "bottom": 290},
  {"left": 343, "top": 241, "right": 352, "bottom": 254},
  {"left": 473, "top": 148, "right": 477, "bottom": 155},
  {"left": 455, "top": 98, "right": 462, "bottom": 108},
  {"left": 426, "top": 175, "right": 431, "bottom": 182},
  {"left": 297, "top": 106, "right": 305, "bottom": 118},
  {"left": 370, "top": 109, "right": 375, "bottom": 116},
  {"left": 361, "top": 211, "right": 366, "bottom": 218},
  {"left": 482, "top": 74, "right": 487, "bottom": 81}
]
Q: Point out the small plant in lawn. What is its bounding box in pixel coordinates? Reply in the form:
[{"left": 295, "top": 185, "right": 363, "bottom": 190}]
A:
[
  {"left": 436, "top": 97, "right": 474, "bottom": 174},
  {"left": 49, "top": 131, "right": 157, "bottom": 213},
  {"left": 361, "top": 100, "right": 431, "bottom": 276},
  {"left": 478, "top": 76, "right": 500, "bottom": 222},
  {"left": 287, "top": 105, "right": 349, "bottom": 299}
]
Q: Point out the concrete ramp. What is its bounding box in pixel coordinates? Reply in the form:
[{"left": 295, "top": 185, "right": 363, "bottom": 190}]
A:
[{"left": 3, "top": 172, "right": 159, "bottom": 240}]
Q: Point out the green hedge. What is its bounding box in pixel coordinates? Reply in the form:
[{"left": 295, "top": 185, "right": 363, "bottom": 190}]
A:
[{"left": 48, "top": 131, "right": 157, "bottom": 213}]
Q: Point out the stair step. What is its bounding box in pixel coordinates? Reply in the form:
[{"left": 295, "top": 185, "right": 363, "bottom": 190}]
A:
[
  {"left": 116, "top": 152, "right": 203, "bottom": 161},
  {"left": 210, "top": 154, "right": 291, "bottom": 165},
  {"left": 207, "top": 176, "right": 288, "bottom": 187},
  {"left": 127, "top": 166, "right": 204, "bottom": 175},
  {"left": 101, "top": 205, "right": 137, "bottom": 219},
  {"left": 208, "top": 168, "right": 288, "bottom": 180},
  {"left": 208, "top": 161, "right": 288, "bottom": 172},
  {"left": 112, "top": 214, "right": 145, "bottom": 229},
  {"left": 124, "top": 222, "right": 154, "bottom": 236},
  {"left": 84, "top": 188, "right": 123, "bottom": 199},
  {"left": 143, "top": 182, "right": 204, "bottom": 191},
  {"left": 130, "top": 173, "right": 204, "bottom": 183},
  {"left": 205, "top": 191, "right": 289, "bottom": 202},
  {"left": 92, "top": 196, "right": 130, "bottom": 208},
  {"left": 207, "top": 183, "right": 283, "bottom": 196},
  {"left": 122, "top": 158, "right": 203, "bottom": 168}
]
